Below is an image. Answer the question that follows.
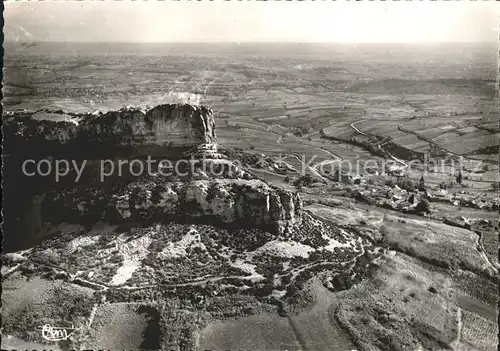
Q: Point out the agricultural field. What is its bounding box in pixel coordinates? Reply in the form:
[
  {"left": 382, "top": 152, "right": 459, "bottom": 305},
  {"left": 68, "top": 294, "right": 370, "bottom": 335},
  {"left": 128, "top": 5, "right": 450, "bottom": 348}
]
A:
[
  {"left": 198, "top": 311, "right": 301, "bottom": 350},
  {"left": 379, "top": 215, "right": 493, "bottom": 275},
  {"left": 1, "top": 272, "right": 96, "bottom": 345},
  {"left": 333, "top": 253, "right": 460, "bottom": 351},
  {"left": 432, "top": 130, "right": 498, "bottom": 156},
  {"left": 460, "top": 310, "right": 498, "bottom": 351},
  {"left": 5, "top": 43, "right": 498, "bottom": 192},
  {"left": 86, "top": 303, "right": 153, "bottom": 350},
  {"left": 198, "top": 279, "right": 358, "bottom": 351}
]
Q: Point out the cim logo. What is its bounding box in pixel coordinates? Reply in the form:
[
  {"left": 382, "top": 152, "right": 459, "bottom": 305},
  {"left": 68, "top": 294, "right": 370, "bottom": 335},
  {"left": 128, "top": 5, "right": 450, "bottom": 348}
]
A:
[{"left": 35, "top": 324, "right": 81, "bottom": 342}]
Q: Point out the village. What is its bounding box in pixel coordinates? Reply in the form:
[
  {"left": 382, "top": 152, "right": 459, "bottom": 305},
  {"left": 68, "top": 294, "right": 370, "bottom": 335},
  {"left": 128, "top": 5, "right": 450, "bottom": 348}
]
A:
[{"left": 242, "top": 151, "right": 500, "bottom": 234}]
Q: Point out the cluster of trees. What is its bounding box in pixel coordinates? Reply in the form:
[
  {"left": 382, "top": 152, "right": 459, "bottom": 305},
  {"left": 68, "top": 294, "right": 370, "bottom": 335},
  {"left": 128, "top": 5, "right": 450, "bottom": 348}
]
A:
[
  {"left": 414, "top": 199, "right": 431, "bottom": 214},
  {"left": 293, "top": 174, "right": 326, "bottom": 188},
  {"left": 157, "top": 305, "right": 201, "bottom": 351},
  {"left": 293, "top": 174, "right": 315, "bottom": 187},
  {"left": 254, "top": 256, "right": 287, "bottom": 279},
  {"left": 293, "top": 125, "right": 313, "bottom": 137},
  {"left": 286, "top": 262, "right": 338, "bottom": 298},
  {"left": 385, "top": 177, "right": 415, "bottom": 191}
]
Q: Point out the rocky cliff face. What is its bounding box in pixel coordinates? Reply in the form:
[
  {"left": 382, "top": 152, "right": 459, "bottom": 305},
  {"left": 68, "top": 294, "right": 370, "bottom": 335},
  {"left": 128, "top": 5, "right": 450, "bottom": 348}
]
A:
[
  {"left": 42, "top": 178, "right": 303, "bottom": 236},
  {"left": 4, "top": 104, "right": 303, "bottom": 250},
  {"left": 4, "top": 104, "right": 216, "bottom": 158},
  {"left": 115, "top": 179, "right": 301, "bottom": 235}
]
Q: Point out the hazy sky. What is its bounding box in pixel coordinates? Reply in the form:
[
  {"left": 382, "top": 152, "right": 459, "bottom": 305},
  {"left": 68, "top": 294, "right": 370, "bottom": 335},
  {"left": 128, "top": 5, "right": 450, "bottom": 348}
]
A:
[{"left": 4, "top": 1, "right": 499, "bottom": 43}]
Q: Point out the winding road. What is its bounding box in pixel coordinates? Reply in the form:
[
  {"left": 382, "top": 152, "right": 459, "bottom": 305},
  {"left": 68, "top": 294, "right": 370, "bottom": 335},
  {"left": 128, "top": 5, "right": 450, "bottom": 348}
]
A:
[
  {"left": 288, "top": 154, "right": 332, "bottom": 183},
  {"left": 312, "top": 147, "right": 342, "bottom": 173},
  {"left": 350, "top": 119, "right": 409, "bottom": 169}
]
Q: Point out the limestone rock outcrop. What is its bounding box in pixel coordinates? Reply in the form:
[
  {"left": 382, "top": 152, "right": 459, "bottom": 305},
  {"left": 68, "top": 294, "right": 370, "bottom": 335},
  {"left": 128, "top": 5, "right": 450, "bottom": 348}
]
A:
[
  {"left": 111, "top": 179, "right": 303, "bottom": 235},
  {"left": 4, "top": 104, "right": 216, "bottom": 158},
  {"left": 4, "top": 103, "right": 304, "bottom": 243}
]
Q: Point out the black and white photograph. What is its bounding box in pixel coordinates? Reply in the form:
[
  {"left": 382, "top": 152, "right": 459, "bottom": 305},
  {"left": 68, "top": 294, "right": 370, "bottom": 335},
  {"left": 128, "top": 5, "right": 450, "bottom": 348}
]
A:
[{"left": 1, "top": 1, "right": 499, "bottom": 350}]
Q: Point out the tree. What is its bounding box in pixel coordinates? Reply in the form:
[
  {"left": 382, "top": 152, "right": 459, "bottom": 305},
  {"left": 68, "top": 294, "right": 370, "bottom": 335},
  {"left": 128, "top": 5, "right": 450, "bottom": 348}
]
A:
[
  {"left": 397, "top": 178, "right": 415, "bottom": 192},
  {"left": 415, "top": 199, "right": 431, "bottom": 214},
  {"left": 293, "top": 174, "right": 315, "bottom": 188},
  {"left": 456, "top": 171, "right": 463, "bottom": 185}
]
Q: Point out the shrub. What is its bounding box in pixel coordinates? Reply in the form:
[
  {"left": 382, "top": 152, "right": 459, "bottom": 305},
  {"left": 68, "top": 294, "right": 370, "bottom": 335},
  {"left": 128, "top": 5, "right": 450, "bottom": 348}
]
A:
[
  {"left": 396, "top": 178, "right": 415, "bottom": 192},
  {"left": 428, "top": 286, "right": 438, "bottom": 294},
  {"left": 329, "top": 274, "right": 354, "bottom": 292},
  {"left": 415, "top": 199, "right": 431, "bottom": 214},
  {"left": 293, "top": 174, "right": 316, "bottom": 188}
]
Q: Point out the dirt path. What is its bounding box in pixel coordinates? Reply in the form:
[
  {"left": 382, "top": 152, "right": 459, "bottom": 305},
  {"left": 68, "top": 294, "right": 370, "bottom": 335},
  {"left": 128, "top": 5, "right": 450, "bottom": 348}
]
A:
[
  {"left": 475, "top": 232, "right": 500, "bottom": 274},
  {"left": 311, "top": 147, "right": 342, "bottom": 173},
  {"left": 349, "top": 118, "right": 498, "bottom": 173},
  {"left": 289, "top": 154, "right": 331, "bottom": 183},
  {"left": 457, "top": 295, "right": 497, "bottom": 322},
  {"left": 350, "top": 119, "right": 410, "bottom": 172},
  {"left": 350, "top": 119, "right": 369, "bottom": 137}
]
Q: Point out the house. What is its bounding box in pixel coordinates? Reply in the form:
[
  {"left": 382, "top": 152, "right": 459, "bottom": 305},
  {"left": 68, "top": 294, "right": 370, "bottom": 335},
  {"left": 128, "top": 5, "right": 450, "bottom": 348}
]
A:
[
  {"left": 386, "top": 164, "right": 405, "bottom": 177},
  {"left": 334, "top": 170, "right": 354, "bottom": 184}
]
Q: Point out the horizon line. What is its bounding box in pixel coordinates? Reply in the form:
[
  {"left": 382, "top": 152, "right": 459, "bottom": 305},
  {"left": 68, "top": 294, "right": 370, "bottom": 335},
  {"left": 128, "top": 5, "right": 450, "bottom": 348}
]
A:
[{"left": 4, "top": 40, "right": 498, "bottom": 45}]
